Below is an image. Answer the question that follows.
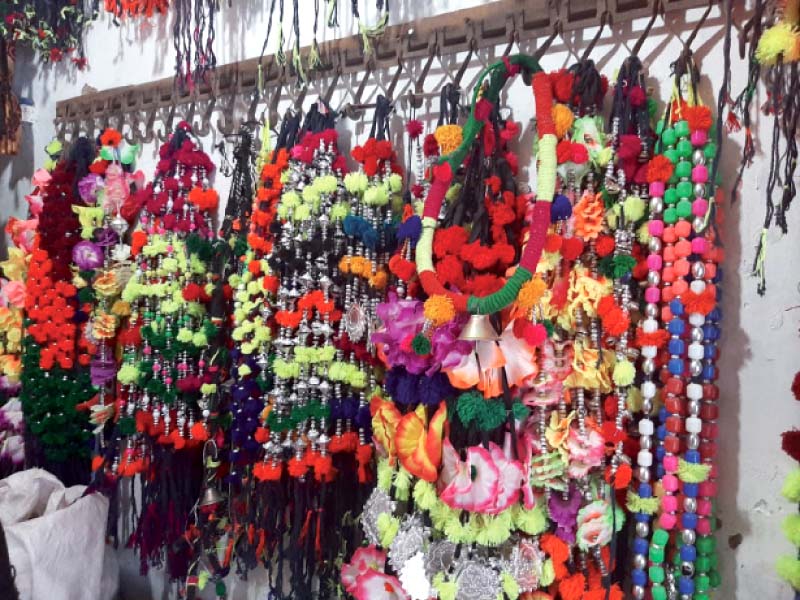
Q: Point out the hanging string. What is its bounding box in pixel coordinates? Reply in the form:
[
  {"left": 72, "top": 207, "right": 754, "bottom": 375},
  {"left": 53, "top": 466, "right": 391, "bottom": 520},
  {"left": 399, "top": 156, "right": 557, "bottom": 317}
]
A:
[
  {"left": 276, "top": 0, "right": 287, "bottom": 67},
  {"left": 308, "top": 0, "right": 324, "bottom": 71},
  {"left": 257, "top": 0, "right": 279, "bottom": 95},
  {"left": 709, "top": 0, "right": 733, "bottom": 232},
  {"left": 351, "top": 0, "right": 390, "bottom": 56},
  {"left": 369, "top": 95, "right": 392, "bottom": 141},
  {"left": 776, "top": 61, "right": 799, "bottom": 233},
  {"left": 291, "top": 0, "right": 306, "bottom": 85}
]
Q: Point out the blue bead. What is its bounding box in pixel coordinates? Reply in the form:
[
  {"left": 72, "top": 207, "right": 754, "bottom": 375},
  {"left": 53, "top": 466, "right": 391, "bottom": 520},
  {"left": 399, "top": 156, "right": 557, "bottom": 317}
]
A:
[
  {"left": 636, "top": 512, "right": 650, "bottom": 523},
  {"left": 668, "top": 319, "right": 686, "bottom": 335},
  {"left": 683, "top": 512, "right": 698, "bottom": 529},
  {"left": 633, "top": 538, "right": 649, "bottom": 555},
  {"left": 668, "top": 358, "right": 684, "bottom": 375},
  {"left": 670, "top": 299, "right": 685, "bottom": 316},
  {"left": 656, "top": 465, "right": 665, "bottom": 479},
  {"left": 657, "top": 425, "right": 666, "bottom": 441},
  {"left": 704, "top": 344, "right": 716, "bottom": 359},
  {"left": 679, "top": 576, "right": 695, "bottom": 594},
  {"left": 685, "top": 450, "right": 701, "bottom": 463},
  {"left": 632, "top": 569, "right": 647, "bottom": 587},
  {"left": 703, "top": 364, "right": 716, "bottom": 380},
  {"left": 668, "top": 338, "right": 685, "bottom": 355},
  {"left": 656, "top": 445, "right": 666, "bottom": 461},
  {"left": 703, "top": 324, "right": 719, "bottom": 341},
  {"left": 681, "top": 545, "right": 697, "bottom": 561},
  {"left": 708, "top": 307, "right": 721, "bottom": 321},
  {"left": 714, "top": 266, "right": 723, "bottom": 284},
  {"left": 659, "top": 407, "right": 669, "bottom": 421},
  {"left": 640, "top": 483, "right": 653, "bottom": 498},
  {"left": 683, "top": 483, "right": 699, "bottom": 497}
]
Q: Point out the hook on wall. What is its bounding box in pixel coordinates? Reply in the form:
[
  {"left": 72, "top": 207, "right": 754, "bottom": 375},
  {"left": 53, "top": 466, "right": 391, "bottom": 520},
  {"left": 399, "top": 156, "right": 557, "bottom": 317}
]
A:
[
  {"left": 631, "top": 0, "right": 663, "bottom": 57},
  {"left": 580, "top": 9, "right": 610, "bottom": 62}
]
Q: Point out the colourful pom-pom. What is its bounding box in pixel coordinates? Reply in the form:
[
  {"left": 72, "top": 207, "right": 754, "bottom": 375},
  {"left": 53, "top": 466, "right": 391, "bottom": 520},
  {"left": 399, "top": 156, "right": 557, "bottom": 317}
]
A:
[{"left": 411, "top": 333, "right": 432, "bottom": 356}]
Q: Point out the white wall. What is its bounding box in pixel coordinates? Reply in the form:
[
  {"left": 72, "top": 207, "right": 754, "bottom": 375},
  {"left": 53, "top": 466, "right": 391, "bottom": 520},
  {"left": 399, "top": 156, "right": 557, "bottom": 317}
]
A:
[{"left": 1, "top": 1, "right": 798, "bottom": 598}]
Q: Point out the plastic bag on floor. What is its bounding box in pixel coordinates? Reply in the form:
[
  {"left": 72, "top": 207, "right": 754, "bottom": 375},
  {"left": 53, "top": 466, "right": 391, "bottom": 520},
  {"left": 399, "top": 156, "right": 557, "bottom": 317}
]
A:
[{"left": 0, "top": 468, "right": 118, "bottom": 600}]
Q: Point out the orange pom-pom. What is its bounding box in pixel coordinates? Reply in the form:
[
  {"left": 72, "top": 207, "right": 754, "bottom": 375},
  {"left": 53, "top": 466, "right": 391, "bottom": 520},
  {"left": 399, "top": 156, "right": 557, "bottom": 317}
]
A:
[
  {"left": 131, "top": 231, "right": 147, "bottom": 256},
  {"left": 683, "top": 285, "right": 715, "bottom": 315},
  {"left": 254, "top": 427, "right": 269, "bottom": 443},
  {"left": 190, "top": 422, "right": 209, "bottom": 441},
  {"left": 601, "top": 307, "right": 630, "bottom": 336},
  {"left": 646, "top": 155, "right": 675, "bottom": 183},
  {"left": 596, "top": 295, "right": 617, "bottom": 318},
  {"left": 288, "top": 456, "right": 308, "bottom": 478},
  {"left": 100, "top": 128, "right": 122, "bottom": 147},
  {"left": 684, "top": 105, "right": 713, "bottom": 131},
  {"left": 605, "top": 462, "right": 632, "bottom": 489},
  {"left": 558, "top": 573, "right": 586, "bottom": 600}
]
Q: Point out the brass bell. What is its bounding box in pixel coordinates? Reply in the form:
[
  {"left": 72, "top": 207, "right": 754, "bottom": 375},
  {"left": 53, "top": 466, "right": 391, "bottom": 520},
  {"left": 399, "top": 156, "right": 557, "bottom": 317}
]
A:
[
  {"left": 199, "top": 485, "right": 224, "bottom": 508},
  {"left": 459, "top": 314, "right": 500, "bottom": 341}
]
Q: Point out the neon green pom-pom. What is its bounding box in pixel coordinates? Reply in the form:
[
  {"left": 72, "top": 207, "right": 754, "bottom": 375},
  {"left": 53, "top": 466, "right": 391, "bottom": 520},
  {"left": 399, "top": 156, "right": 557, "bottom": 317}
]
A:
[
  {"left": 501, "top": 572, "right": 519, "bottom": 599},
  {"left": 783, "top": 514, "right": 800, "bottom": 547},
  {"left": 393, "top": 466, "right": 412, "bottom": 501},
  {"left": 623, "top": 195, "right": 646, "bottom": 222},
  {"left": 613, "top": 359, "right": 636, "bottom": 386},
  {"left": 777, "top": 555, "right": 800, "bottom": 590},
  {"left": 377, "top": 513, "right": 399, "bottom": 547},
  {"left": 783, "top": 469, "right": 800, "bottom": 503}
]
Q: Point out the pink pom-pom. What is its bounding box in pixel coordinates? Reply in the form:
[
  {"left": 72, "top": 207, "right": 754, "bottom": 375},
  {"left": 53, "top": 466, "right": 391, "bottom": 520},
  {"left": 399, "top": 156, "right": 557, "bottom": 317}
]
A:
[
  {"left": 659, "top": 513, "right": 678, "bottom": 530},
  {"left": 692, "top": 199, "right": 709, "bottom": 218},
  {"left": 649, "top": 181, "right": 665, "bottom": 197},
  {"left": 692, "top": 165, "right": 708, "bottom": 183},
  {"left": 696, "top": 518, "right": 712, "bottom": 536},
  {"left": 690, "top": 129, "right": 708, "bottom": 147},
  {"left": 647, "top": 254, "right": 663, "bottom": 271},
  {"left": 662, "top": 473, "right": 679, "bottom": 492},
  {"left": 691, "top": 236, "right": 707, "bottom": 254},
  {"left": 698, "top": 481, "right": 718, "bottom": 497},
  {"left": 648, "top": 219, "right": 664, "bottom": 237},
  {"left": 661, "top": 495, "right": 678, "bottom": 513},
  {"left": 663, "top": 455, "right": 679, "bottom": 473},
  {"left": 645, "top": 287, "right": 661, "bottom": 304}
]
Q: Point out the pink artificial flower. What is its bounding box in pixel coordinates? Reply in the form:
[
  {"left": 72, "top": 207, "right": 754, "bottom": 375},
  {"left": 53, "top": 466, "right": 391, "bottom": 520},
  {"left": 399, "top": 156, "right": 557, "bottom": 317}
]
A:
[
  {"left": 566, "top": 426, "right": 605, "bottom": 478},
  {"left": 341, "top": 546, "right": 387, "bottom": 593},
  {"left": 2, "top": 280, "right": 25, "bottom": 308},
  {"left": 439, "top": 440, "right": 523, "bottom": 514},
  {"left": 352, "top": 570, "right": 410, "bottom": 600},
  {"left": 575, "top": 498, "right": 622, "bottom": 552},
  {"left": 25, "top": 193, "right": 43, "bottom": 216},
  {"left": 5, "top": 218, "right": 37, "bottom": 253}
]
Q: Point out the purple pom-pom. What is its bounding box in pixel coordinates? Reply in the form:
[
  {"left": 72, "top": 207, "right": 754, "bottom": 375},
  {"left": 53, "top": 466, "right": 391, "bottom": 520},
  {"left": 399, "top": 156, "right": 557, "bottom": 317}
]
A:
[{"left": 550, "top": 194, "right": 572, "bottom": 223}]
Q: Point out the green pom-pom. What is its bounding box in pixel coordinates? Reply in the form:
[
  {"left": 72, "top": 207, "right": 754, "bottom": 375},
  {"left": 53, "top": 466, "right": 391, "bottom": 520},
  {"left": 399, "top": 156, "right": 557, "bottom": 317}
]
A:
[
  {"left": 393, "top": 466, "right": 412, "bottom": 501},
  {"left": 46, "top": 139, "right": 63, "bottom": 157},
  {"left": 647, "top": 97, "right": 658, "bottom": 118},
  {"left": 783, "top": 514, "right": 800, "bottom": 547},
  {"left": 677, "top": 458, "right": 711, "bottom": 483},
  {"left": 77, "top": 286, "right": 95, "bottom": 304},
  {"left": 501, "top": 572, "right": 519, "bottom": 599},
  {"left": 480, "top": 401, "right": 506, "bottom": 431},
  {"left": 411, "top": 333, "right": 431, "bottom": 356},
  {"left": 215, "top": 581, "right": 227, "bottom": 596},
  {"left": 542, "top": 319, "right": 554, "bottom": 338},
  {"left": 783, "top": 469, "right": 800, "bottom": 503},
  {"left": 777, "top": 555, "right": 800, "bottom": 590},
  {"left": 100, "top": 146, "right": 114, "bottom": 161},
  {"left": 118, "top": 417, "right": 136, "bottom": 436},
  {"left": 511, "top": 401, "right": 530, "bottom": 421}
]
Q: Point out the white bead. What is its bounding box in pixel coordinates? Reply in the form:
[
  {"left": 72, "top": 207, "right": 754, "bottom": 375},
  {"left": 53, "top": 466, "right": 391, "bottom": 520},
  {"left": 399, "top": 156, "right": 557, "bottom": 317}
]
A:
[
  {"left": 690, "top": 280, "right": 706, "bottom": 294},
  {"left": 642, "top": 318, "right": 658, "bottom": 334},
  {"left": 686, "top": 383, "right": 703, "bottom": 400},
  {"left": 641, "top": 381, "right": 656, "bottom": 399},
  {"left": 688, "top": 343, "right": 704, "bottom": 360},
  {"left": 689, "top": 312, "right": 706, "bottom": 326},
  {"left": 641, "top": 345, "right": 657, "bottom": 358},
  {"left": 685, "top": 417, "right": 702, "bottom": 433},
  {"left": 639, "top": 419, "right": 654, "bottom": 435},
  {"left": 638, "top": 450, "right": 653, "bottom": 467}
]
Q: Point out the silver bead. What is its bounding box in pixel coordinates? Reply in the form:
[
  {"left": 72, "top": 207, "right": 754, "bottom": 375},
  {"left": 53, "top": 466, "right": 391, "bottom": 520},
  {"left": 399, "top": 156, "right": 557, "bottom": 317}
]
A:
[
  {"left": 648, "top": 237, "right": 662, "bottom": 253},
  {"left": 687, "top": 433, "right": 700, "bottom": 449},
  {"left": 642, "top": 399, "right": 653, "bottom": 413},
  {"left": 687, "top": 400, "right": 700, "bottom": 415},
  {"left": 633, "top": 554, "right": 648, "bottom": 570},
  {"left": 691, "top": 327, "right": 704, "bottom": 343},
  {"left": 636, "top": 521, "right": 650, "bottom": 538},
  {"left": 692, "top": 149, "right": 706, "bottom": 165},
  {"left": 650, "top": 197, "right": 664, "bottom": 214},
  {"left": 637, "top": 466, "right": 651, "bottom": 482},
  {"left": 690, "top": 359, "right": 703, "bottom": 376},
  {"left": 645, "top": 303, "right": 659, "bottom": 318},
  {"left": 692, "top": 261, "right": 706, "bottom": 279},
  {"left": 681, "top": 562, "right": 695, "bottom": 577},
  {"left": 684, "top": 498, "right": 698, "bottom": 513},
  {"left": 693, "top": 216, "right": 706, "bottom": 232},
  {"left": 642, "top": 357, "right": 655, "bottom": 374},
  {"left": 632, "top": 585, "right": 646, "bottom": 599},
  {"left": 682, "top": 528, "right": 697, "bottom": 545},
  {"left": 647, "top": 271, "right": 661, "bottom": 286},
  {"left": 694, "top": 182, "right": 706, "bottom": 198},
  {"left": 640, "top": 436, "right": 652, "bottom": 450}
]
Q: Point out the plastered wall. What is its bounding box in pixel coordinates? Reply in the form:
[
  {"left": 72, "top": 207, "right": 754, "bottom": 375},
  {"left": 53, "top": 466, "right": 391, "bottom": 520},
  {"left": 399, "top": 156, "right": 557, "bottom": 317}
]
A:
[{"left": 0, "top": 1, "right": 798, "bottom": 598}]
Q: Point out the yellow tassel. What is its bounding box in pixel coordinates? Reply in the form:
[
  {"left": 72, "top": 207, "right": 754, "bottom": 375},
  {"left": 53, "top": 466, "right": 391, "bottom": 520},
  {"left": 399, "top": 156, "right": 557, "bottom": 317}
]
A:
[
  {"left": 756, "top": 22, "right": 800, "bottom": 65},
  {"left": 677, "top": 458, "right": 711, "bottom": 483}
]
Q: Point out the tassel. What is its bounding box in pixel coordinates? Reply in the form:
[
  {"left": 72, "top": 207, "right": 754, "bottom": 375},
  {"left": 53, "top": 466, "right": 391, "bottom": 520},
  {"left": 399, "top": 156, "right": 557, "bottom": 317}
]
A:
[
  {"left": 326, "top": 0, "right": 338, "bottom": 27},
  {"left": 752, "top": 227, "right": 768, "bottom": 295}
]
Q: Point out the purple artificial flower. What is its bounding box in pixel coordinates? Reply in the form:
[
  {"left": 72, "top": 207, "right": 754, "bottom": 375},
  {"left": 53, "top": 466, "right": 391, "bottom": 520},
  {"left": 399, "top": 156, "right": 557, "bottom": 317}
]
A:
[
  {"left": 93, "top": 227, "right": 119, "bottom": 247},
  {"left": 90, "top": 358, "right": 118, "bottom": 387},
  {"left": 78, "top": 173, "right": 104, "bottom": 204},
  {"left": 548, "top": 484, "right": 582, "bottom": 545},
  {"left": 72, "top": 240, "right": 104, "bottom": 270}
]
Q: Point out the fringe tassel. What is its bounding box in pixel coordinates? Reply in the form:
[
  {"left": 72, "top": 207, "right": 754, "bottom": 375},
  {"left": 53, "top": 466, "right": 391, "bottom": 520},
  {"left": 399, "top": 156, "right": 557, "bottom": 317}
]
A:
[
  {"left": 752, "top": 228, "right": 768, "bottom": 295},
  {"left": 326, "top": 0, "right": 338, "bottom": 27}
]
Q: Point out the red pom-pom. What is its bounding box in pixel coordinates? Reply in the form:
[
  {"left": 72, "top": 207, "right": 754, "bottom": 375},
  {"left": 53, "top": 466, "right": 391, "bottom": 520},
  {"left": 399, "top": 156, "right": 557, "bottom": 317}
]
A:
[
  {"left": 629, "top": 86, "right": 646, "bottom": 108},
  {"left": 374, "top": 140, "right": 393, "bottom": 160},
  {"left": 595, "top": 235, "right": 615, "bottom": 257},
  {"left": 561, "top": 237, "right": 584, "bottom": 261},
  {"left": 559, "top": 573, "right": 586, "bottom": 600},
  {"left": 436, "top": 254, "right": 466, "bottom": 289},
  {"left": 485, "top": 175, "right": 502, "bottom": 194},
  {"left": 556, "top": 140, "right": 572, "bottom": 164},
  {"left": 647, "top": 155, "right": 675, "bottom": 183},
  {"left": 493, "top": 243, "right": 516, "bottom": 266},
  {"left": 461, "top": 241, "right": 496, "bottom": 270},
  {"left": 792, "top": 371, "right": 800, "bottom": 401},
  {"left": 465, "top": 274, "right": 503, "bottom": 297},
  {"left": 523, "top": 322, "right": 547, "bottom": 347},
  {"left": 597, "top": 295, "right": 617, "bottom": 318},
  {"left": 602, "top": 307, "right": 630, "bottom": 336},
  {"left": 551, "top": 69, "right": 575, "bottom": 103},
  {"left": 571, "top": 143, "right": 589, "bottom": 164},
  {"left": 604, "top": 395, "right": 618, "bottom": 418},
  {"left": 406, "top": 119, "right": 424, "bottom": 139},
  {"left": 423, "top": 134, "right": 440, "bottom": 157},
  {"left": 433, "top": 226, "right": 469, "bottom": 258},
  {"left": 617, "top": 134, "right": 641, "bottom": 161},
  {"left": 389, "top": 255, "right": 416, "bottom": 281},
  {"left": 411, "top": 184, "right": 424, "bottom": 198},
  {"left": 685, "top": 105, "right": 713, "bottom": 131},
  {"left": 782, "top": 429, "right": 800, "bottom": 462},
  {"left": 544, "top": 233, "right": 563, "bottom": 253}
]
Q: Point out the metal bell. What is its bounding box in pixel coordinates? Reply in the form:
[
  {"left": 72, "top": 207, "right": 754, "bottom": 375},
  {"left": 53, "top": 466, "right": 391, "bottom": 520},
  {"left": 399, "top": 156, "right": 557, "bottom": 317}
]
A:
[
  {"left": 459, "top": 314, "right": 500, "bottom": 341},
  {"left": 199, "top": 485, "right": 224, "bottom": 508}
]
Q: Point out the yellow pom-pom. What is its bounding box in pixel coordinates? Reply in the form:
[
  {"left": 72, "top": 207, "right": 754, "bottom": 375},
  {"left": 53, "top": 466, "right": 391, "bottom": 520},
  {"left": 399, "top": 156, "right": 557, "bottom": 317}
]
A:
[
  {"left": 777, "top": 555, "right": 800, "bottom": 590},
  {"left": 756, "top": 22, "right": 800, "bottom": 65},
  {"left": 552, "top": 103, "right": 574, "bottom": 139},
  {"left": 623, "top": 195, "right": 646, "bottom": 222},
  {"left": 783, "top": 469, "right": 800, "bottom": 503},
  {"left": 517, "top": 276, "right": 547, "bottom": 310},
  {"left": 423, "top": 294, "right": 456, "bottom": 326},
  {"left": 613, "top": 359, "right": 636, "bottom": 386},
  {"left": 434, "top": 124, "right": 463, "bottom": 155}
]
